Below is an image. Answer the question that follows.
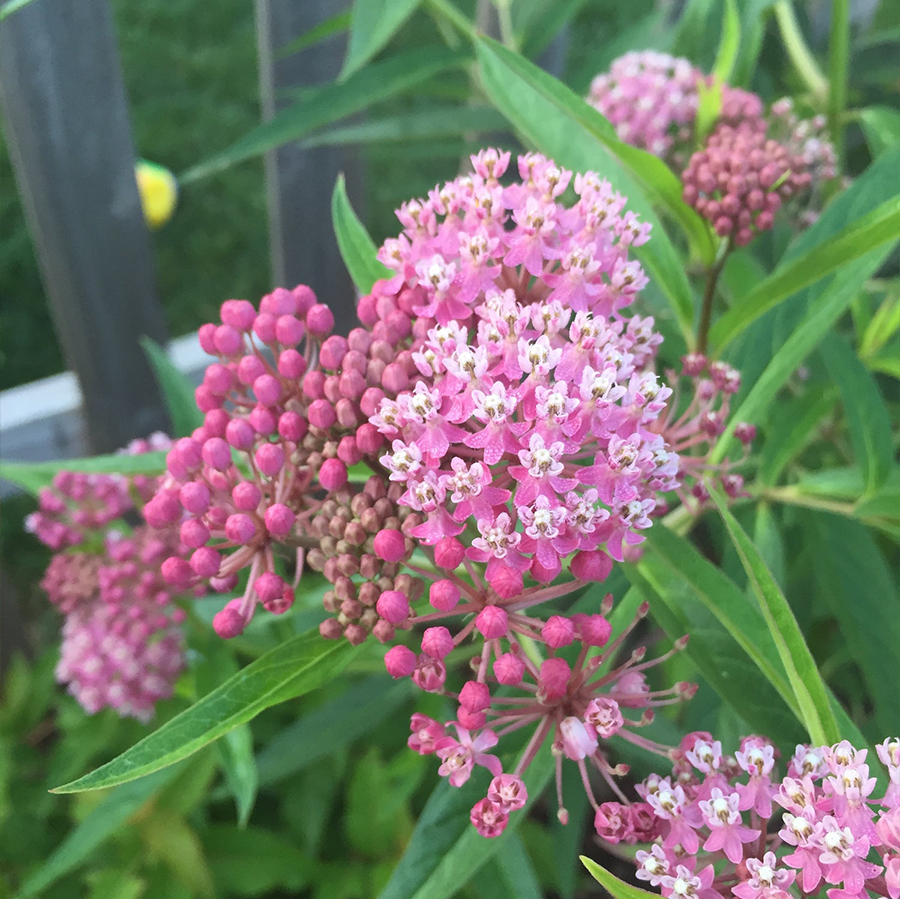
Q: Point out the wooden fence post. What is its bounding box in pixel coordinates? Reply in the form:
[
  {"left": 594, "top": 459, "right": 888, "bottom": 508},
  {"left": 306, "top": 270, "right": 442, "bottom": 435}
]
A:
[
  {"left": 255, "top": 0, "right": 362, "bottom": 335},
  {"left": 0, "top": 0, "right": 169, "bottom": 453}
]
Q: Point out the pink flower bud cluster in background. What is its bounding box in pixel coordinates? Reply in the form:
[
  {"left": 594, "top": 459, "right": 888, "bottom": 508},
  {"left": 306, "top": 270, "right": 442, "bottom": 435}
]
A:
[{"left": 592, "top": 733, "right": 900, "bottom": 899}]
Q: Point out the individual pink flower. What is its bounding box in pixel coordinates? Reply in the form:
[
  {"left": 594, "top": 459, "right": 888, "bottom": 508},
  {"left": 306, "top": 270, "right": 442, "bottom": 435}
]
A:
[
  {"left": 435, "top": 725, "right": 502, "bottom": 787},
  {"left": 698, "top": 788, "right": 760, "bottom": 863}
]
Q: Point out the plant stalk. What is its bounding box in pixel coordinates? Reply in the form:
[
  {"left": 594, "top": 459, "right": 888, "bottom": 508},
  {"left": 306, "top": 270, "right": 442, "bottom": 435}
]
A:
[
  {"left": 773, "top": 1, "right": 828, "bottom": 100},
  {"left": 696, "top": 243, "right": 730, "bottom": 355}
]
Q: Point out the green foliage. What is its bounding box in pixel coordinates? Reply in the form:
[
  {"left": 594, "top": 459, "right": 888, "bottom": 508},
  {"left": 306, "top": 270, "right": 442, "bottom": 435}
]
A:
[
  {"left": 140, "top": 337, "right": 204, "bottom": 437},
  {"left": 332, "top": 174, "right": 392, "bottom": 293}
]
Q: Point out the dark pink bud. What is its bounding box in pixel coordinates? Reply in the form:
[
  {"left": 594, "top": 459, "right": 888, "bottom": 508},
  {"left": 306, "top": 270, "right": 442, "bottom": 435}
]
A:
[
  {"left": 205, "top": 364, "right": 234, "bottom": 397},
  {"left": 278, "top": 411, "right": 307, "bottom": 442},
  {"left": 191, "top": 546, "right": 221, "bottom": 578},
  {"left": 475, "top": 605, "right": 508, "bottom": 639},
  {"left": 278, "top": 348, "right": 306, "bottom": 379},
  {"left": 220, "top": 299, "right": 256, "bottom": 331},
  {"left": 357, "top": 292, "right": 378, "bottom": 326},
  {"left": 253, "top": 374, "right": 282, "bottom": 407},
  {"left": 376, "top": 590, "right": 409, "bottom": 624},
  {"left": 162, "top": 556, "right": 193, "bottom": 586},
  {"left": 542, "top": 615, "right": 575, "bottom": 648},
  {"left": 459, "top": 680, "right": 490, "bottom": 712},
  {"left": 180, "top": 482, "right": 210, "bottom": 514},
  {"left": 493, "top": 653, "right": 525, "bottom": 686},
  {"left": 319, "top": 458, "right": 347, "bottom": 491},
  {"left": 735, "top": 422, "right": 756, "bottom": 444},
  {"left": 320, "top": 335, "right": 348, "bottom": 370},
  {"left": 237, "top": 354, "right": 266, "bottom": 385},
  {"left": 384, "top": 645, "right": 417, "bottom": 678},
  {"left": 180, "top": 518, "right": 210, "bottom": 548},
  {"left": 262, "top": 287, "right": 296, "bottom": 316},
  {"left": 175, "top": 437, "right": 203, "bottom": 470},
  {"left": 570, "top": 550, "right": 612, "bottom": 583},
  {"left": 334, "top": 398, "right": 358, "bottom": 429},
  {"left": 202, "top": 437, "right": 232, "bottom": 471},
  {"left": 249, "top": 404, "right": 277, "bottom": 435},
  {"left": 457, "top": 707, "right": 486, "bottom": 730},
  {"left": 226, "top": 418, "right": 256, "bottom": 450},
  {"left": 254, "top": 572, "right": 284, "bottom": 603},
  {"left": 214, "top": 325, "right": 242, "bottom": 356},
  {"left": 232, "top": 481, "right": 262, "bottom": 511},
  {"left": 489, "top": 563, "right": 523, "bottom": 599},
  {"left": 306, "top": 304, "right": 334, "bottom": 337},
  {"left": 292, "top": 284, "right": 317, "bottom": 315},
  {"left": 381, "top": 362, "right": 409, "bottom": 393},
  {"left": 255, "top": 443, "right": 284, "bottom": 477},
  {"left": 204, "top": 409, "right": 230, "bottom": 438},
  {"left": 144, "top": 491, "right": 181, "bottom": 528},
  {"left": 574, "top": 614, "right": 612, "bottom": 647},
  {"left": 198, "top": 323, "right": 218, "bottom": 354},
  {"left": 429, "top": 579, "right": 460, "bottom": 612},
  {"left": 253, "top": 312, "right": 277, "bottom": 344},
  {"left": 264, "top": 503, "right": 295, "bottom": 537},
  {"left": 374, "top": 528, "right": 406, "bottom": 562},
  {"left": 195, "top": 385, "right": 222, "bottom": 413},
  {"left": 434, "top": 537, "right": 464, "bottom": 570},
  {"left": 421, "top": 626, "right": 453, "bottom": 660},
  {"left": 225, "top": 513, "right": 257, "bottom": 544},
  {"left": 355, "top": 423, "right": 383, "bottom": 455},
  {"left": 302, "top": 370, "right": 325, "bottom": 400},
  {"left": 372, "top": 620, "right": 395, "bottom": 644},
  {"left": 213, "top": 600, "right": 246, "bottom": 639},
  {"left": 360, "top": 388, "right": 386, "bottom": 418},
  {"left": 308, "top": 398, "right": 336, "bottom": 430},
  {"left": 337, "top": 435, "right": 363, "bottom": 466},
  {"left": 538, "top": 657, "right": 571, "bottom": 700},
  {"left": 275, "top": 315, "right": 304, "bottom": 346},
  {"left": 320, "top": 618, "right": 344, "bottom": 640}
]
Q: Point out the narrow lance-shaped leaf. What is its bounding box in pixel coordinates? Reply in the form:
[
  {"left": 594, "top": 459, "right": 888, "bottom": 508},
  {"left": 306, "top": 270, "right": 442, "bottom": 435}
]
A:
[
  {"left": 820, "top": 332, "right": 894, "bottom": 496},
  {"left": 341, "top": 0, "right": 421, "bottom": 80},
  {"left": 140, "top": 337, "right": 204, "bottom": 437},
  {"left": 712, "top": 0, "right": 741, "bottom": 82},
  {"left": 182, "top": 48, "right": 469, "bottom": 182},
  {"left": 581, "top": 855, "right": 658, "bottom": 899},
  {"left": 710, "top": 195, "right": 900, "bottom": 351},
  {"left": 332, "top": 173, "right": 391, "bottom": 294},
  {"left": 52, "top": 632, "right": 352, "bottom": 794},
  {"left": 710, "top": 489, "right": 841, "bottom": 745},
  {"left": 0, "top": 452, "right": 168, "bottom": 495}
]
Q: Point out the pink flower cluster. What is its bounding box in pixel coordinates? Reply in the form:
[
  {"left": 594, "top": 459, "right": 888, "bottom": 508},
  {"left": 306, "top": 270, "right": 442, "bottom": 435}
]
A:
[
  {"left": 592, "top": 733, "right": 900, "bottom": 899},
  {"left": 30, "top": 437, "right": 191, "bottom": 720},
  {"left": 401, "top": 596, "right": 695, "bottom": 838}
]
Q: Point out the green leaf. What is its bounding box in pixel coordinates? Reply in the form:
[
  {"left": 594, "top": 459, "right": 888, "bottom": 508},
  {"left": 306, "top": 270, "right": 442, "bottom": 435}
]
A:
[
  {"left": 298, "top": 106, "right": 507, "bottom": 149},
  {"left": 632, "top": 526, "right": 802, "bottom": 737},
  {"left": 710, "top": 489, "right": 841, "bottom": 745},
  {"left": 758, "top": 389, "right": 838, "bottom": 486},
  {"left": 341, "top": 0, "right": 421, "bottom": 79},
  {"left": 474, "top": 35, "right": 712, "bottom": 340},
  {"left": 860, "top": 287, "right": 900, "bottom": 359},
  {"left": 276, "top": 11, "right": 351, "bottom": 60},
  {"left": 140, "top": 337, "right": 203, "bottom": 437},
  {"left": 140, "top": 809, "right": 214, "bottom": 898},
  {"left": 181, "top": 48, "right": 468, "bottom": 182},
  {"left": 332, "top": 173, "right": 392, "bottom": 293},
  {"left": 712, "top": 0, "right": 741, "bottom": 82},
  {"left": 820, "top": 332, "right": 894, "bottom": 496},
  {"left": 810, "top": 513, "right": 900, "bottom": 734},
  {"left": 858, "top": 105, "right": 900, "bottom": 156},
  {"left": 580, "top": 856, "right": 658, "bottom": 898},
  {"left": 0, "top": 452, "right": 167, "bottom": 495},
  {"left": 0, "top": 0, "right": 39, "bottom": 22},
  {"left": 85, "top": 870, "right": 146, "bottom": 899},
  {"left": 52, "top": 632, "right": 351, "bottom": 794},
  {"left": 491, "top": 833, "right": 543, "bottom": 899},
  {"left": 255, "top": 675, "right": 410, "bottom": 787},
  {"left": 15, "top": 763, "right": 186, "bottom": 899},
  {"left": 710, "top": 196, "right": 900, "bottom": 351},
  {"left": 710, "top": 242, "right": 896, "bottom": 465}
]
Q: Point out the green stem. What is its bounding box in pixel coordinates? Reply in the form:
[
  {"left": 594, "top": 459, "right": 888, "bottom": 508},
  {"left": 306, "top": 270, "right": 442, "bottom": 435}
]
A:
[
  {"left": 773, "top": 1, "right": 828, "bottom": 100},
  {"left": 828, "top": 0, "right": 850, "bottom": 165},
  {"left": 696, "top": 242, "right": 730, "bottom": 355},
  {"left": 493, "top": 0, "right": 517, "bottom": 51},
  {"left": 762, "top": 487, "right": 858, "bottom": 517}
]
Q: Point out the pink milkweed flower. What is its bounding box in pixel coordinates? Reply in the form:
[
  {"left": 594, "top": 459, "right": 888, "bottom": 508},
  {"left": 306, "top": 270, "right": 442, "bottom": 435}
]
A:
[
  {"left": 559, "top": 716, "right": 599, "bottom": 761},
  {"left": 732, "top": 853, "right": 795, "bottom": 899},
  {"left": 815, "top": 815, "right": 882, "bottom": 892},
  {"left": 470, "top": 799, "right": 508, "bottom": 838},
  {"left": 647, "top": 779, "right": 700, "bottom": 853},
  {"left": 487, "top": 774, "right": 528, "bottom": 811},
  {"left": 636, "top": 844, "right": 672, "bottom": 886},
  {"left": 737, "top": 742, "right": 777, "bottom": 817},
  {"left": 780, "top": 810, "right": 824, "bottom": 893},
  {"left": 698, "top": 788, "right": 760, "bottom": 864},
  {"left": 660, "top": 864, "right": 724, "bottom": 899},
  {"left": 408, "top": 714, "right": 446, "bottom": 755},
  {"left": 435, "top": 725, "right": 502, "bottom": 787}
]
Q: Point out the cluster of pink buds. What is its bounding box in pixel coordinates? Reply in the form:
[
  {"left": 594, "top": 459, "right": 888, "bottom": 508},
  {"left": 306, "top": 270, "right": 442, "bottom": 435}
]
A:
[
  {"left": 682, "top": 121, "right": 812, "bottom": 245},
  {"left": 402, "top": 596, "right": 695, "bottom": 838},
  {"left": 591, "top": 734, "right": 900, "bottom": 899},
  {"left": 30, "top": 437, "right": 192, "bottom": 720},
  {"left": 654, "top": 353, "right": 754, "bottom": 513},
  {"left": 25, "top": 432, "right": 170, "bottom": 550}
]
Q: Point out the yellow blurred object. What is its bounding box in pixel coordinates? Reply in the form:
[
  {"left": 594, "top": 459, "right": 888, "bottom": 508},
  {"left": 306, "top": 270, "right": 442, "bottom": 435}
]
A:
[{"left": 135, "top": 159, "right": 178, "bottom": 229}]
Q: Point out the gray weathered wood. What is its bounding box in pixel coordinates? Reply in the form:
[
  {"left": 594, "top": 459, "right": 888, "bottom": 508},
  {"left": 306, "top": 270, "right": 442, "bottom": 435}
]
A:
[
  {"left": 255, "top": 0, "right": 362, "bottom": 334},
  {"left": 0, "top": 0, "right": 169, "bottom": 453}
]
